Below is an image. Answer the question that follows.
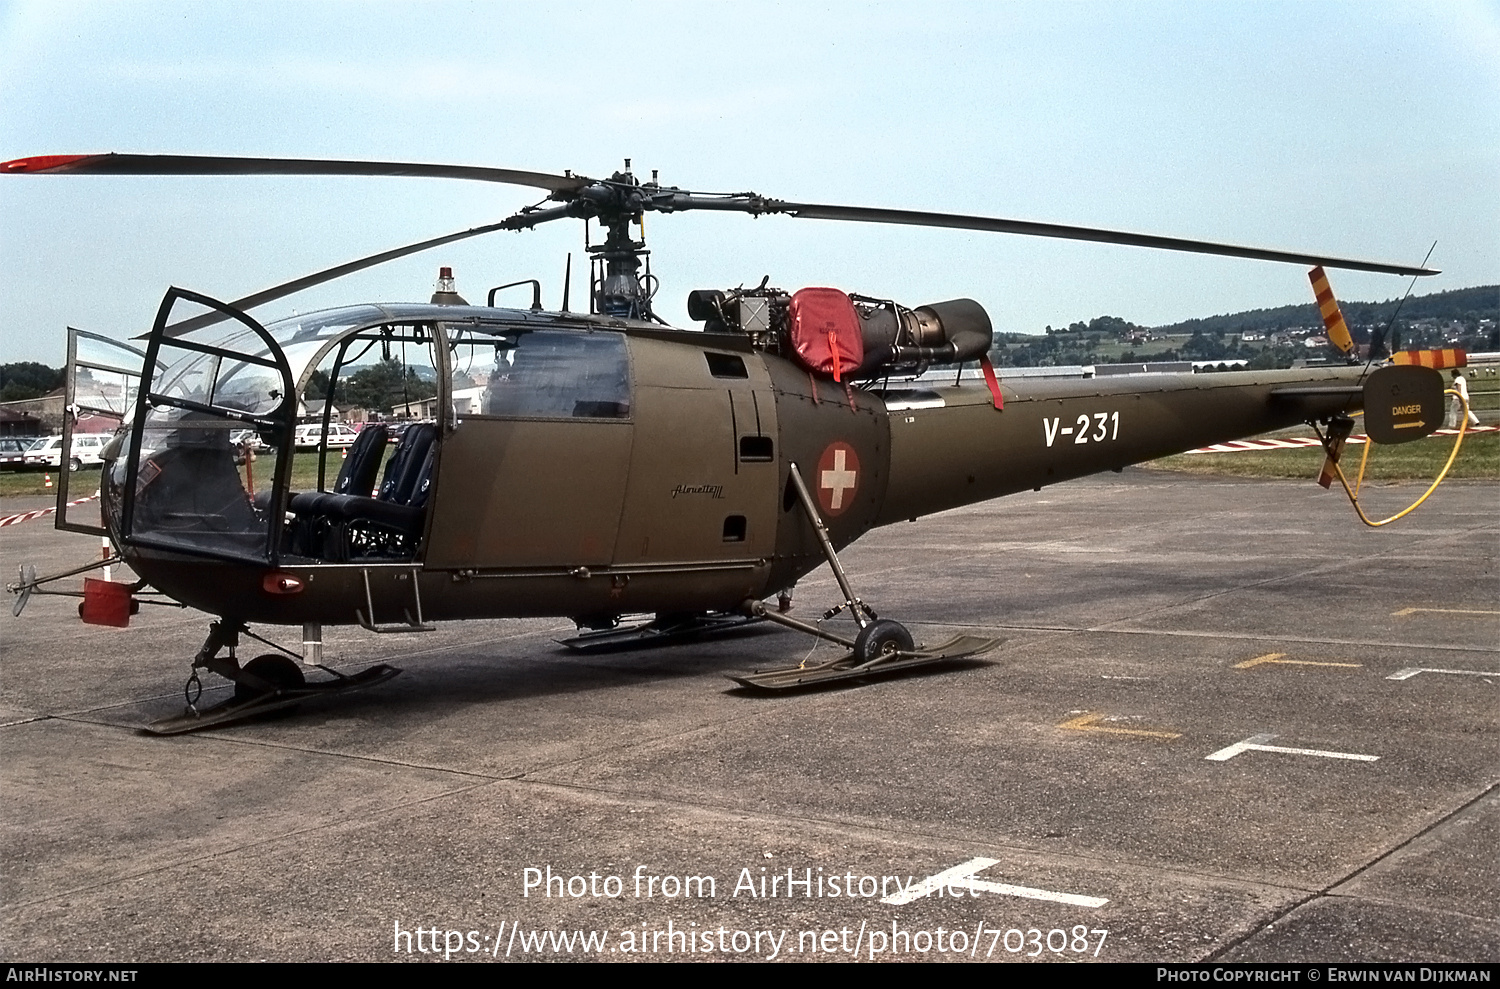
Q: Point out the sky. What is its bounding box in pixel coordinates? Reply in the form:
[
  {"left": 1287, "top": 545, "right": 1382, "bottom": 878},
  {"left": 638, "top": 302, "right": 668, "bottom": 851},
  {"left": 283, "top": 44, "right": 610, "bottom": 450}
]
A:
[{"left": 1, "top": 0, "right": 1497, "bottom": 365}]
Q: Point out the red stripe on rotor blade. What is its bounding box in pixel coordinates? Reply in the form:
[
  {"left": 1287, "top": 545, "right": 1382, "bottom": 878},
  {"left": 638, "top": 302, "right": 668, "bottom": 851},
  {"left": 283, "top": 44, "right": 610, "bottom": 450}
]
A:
[{"left": 1, "top": 154, "right": 100, "bottom": 173}]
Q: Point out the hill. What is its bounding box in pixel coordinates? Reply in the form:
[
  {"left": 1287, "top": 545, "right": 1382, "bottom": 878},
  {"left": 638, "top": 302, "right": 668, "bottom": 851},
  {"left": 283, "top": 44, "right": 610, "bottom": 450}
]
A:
[{"left": 990, "top": 284, "right": 1498, "bottom": 369}]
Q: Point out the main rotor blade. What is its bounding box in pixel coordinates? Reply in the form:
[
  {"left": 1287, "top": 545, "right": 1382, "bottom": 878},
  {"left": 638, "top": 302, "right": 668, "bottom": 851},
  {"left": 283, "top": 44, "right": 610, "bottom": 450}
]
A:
[
  {"left": 766, "top": 200, "right": 1439, "bottom": 277},
  {"left": 2, "top": 153, "right": 588, "bottom": 195},
  {"left": 158, "top": 219, "right": 516, "bottom": 337}
]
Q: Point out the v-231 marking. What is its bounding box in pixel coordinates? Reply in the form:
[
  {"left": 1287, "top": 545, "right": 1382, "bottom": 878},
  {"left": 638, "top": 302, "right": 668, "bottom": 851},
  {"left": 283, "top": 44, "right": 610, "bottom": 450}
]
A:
[{"left": 1044, "top": 411, "right": 1120, "bottom": 448}]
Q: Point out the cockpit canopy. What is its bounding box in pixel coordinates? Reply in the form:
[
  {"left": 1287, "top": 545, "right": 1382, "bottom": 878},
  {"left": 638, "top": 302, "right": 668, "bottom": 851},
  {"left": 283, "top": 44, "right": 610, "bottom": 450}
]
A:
[{"left": 107, "top": 291, "right": 635, "bottom": 567}]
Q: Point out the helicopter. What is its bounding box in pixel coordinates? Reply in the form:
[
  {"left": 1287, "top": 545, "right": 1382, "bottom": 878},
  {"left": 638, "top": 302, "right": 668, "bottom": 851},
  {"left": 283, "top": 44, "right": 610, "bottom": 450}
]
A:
[{"left": 2, "top": 153, "right": 1453, "bottom": 734}]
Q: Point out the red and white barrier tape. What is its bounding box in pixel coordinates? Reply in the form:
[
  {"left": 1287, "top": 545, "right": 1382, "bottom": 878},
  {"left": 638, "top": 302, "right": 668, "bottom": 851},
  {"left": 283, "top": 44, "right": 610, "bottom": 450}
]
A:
[
  {"left": 0, "top": 492, "right": 100, "bottom": 528},
  {"left": 1187, "top": 425, "right": 1497, "bottom": 454}
]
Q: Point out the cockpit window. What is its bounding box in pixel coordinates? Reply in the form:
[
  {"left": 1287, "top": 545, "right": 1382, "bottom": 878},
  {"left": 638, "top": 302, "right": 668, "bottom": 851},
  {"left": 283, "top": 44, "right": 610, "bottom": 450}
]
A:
[
  {"left": 479, "top": 330, "right": 630, "bottom": 419},
  {"left": 264, "top": 307, "right": 387, "bottom": 389}
]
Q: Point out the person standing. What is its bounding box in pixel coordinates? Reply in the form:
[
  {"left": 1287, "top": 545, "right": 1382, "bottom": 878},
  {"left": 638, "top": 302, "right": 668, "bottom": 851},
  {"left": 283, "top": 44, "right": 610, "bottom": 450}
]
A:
[{"left": 1450, "top": 370, "right": 1481, "bottom": 428}]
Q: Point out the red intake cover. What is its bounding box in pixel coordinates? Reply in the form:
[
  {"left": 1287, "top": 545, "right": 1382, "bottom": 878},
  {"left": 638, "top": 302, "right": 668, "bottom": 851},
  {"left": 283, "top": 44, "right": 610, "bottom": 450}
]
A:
[{"left": 788, "top": 288, "right": 864, "bottom": 382}]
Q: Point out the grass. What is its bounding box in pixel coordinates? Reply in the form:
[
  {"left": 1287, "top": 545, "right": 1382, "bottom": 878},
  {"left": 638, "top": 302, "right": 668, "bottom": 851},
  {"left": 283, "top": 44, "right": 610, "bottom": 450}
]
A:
[
  {"left": 1147, "top": 375, "right": 1499, "bottom": 480},
  {"left": 0, "top": 467, "right": 102, "bottom": 499},
  {"left": 1146, "top": 428, "right": 1498, "bottom": 481}
]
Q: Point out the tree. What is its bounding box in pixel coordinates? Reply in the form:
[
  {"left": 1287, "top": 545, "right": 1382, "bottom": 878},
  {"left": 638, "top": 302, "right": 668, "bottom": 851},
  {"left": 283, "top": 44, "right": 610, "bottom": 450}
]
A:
[
  {"left": 341, "top": 358, "right": 436, "bottom": 413},
  {"left": 0, "top": 362, "right": 64, "bottom": 402}
]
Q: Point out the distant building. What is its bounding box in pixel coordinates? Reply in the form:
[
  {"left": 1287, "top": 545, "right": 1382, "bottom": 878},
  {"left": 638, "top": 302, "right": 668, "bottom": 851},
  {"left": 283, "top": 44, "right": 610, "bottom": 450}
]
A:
[
  {"left": 298, "top": 399, "right": 342, "bottom": 423},
  {"left": 0, "top": 408, "right": 43, "bottom": 438},
  {"left": 0, "top": 389, "right": 65, "bottom": 433}
]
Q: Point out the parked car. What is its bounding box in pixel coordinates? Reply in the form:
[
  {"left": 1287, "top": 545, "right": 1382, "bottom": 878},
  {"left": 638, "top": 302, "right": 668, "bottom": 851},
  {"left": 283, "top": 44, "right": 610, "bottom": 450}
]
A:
[
  {"left": 229, "top": 428, "right": 266, "bottom": 451},
  {"left": 293, "top": 422, "right": 360, "bottom": 450},
  {"left": 0, "top": 437, "right": 40, "bottom": 471},
  {"left": 384, "top": 419, "right": 434, "bottom": 444},
  {"left": 23, "top": 433, "right": 111, "bottom": 472}
]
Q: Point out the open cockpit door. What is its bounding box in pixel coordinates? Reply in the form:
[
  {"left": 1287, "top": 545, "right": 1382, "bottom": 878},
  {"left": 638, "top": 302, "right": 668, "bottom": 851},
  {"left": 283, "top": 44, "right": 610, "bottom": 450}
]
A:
[
  {"left": 112, "top": 289, "right": 295, "bottom": 564},
  {"left": 57, "top": 329, "right": 153, "bottom": 535}
]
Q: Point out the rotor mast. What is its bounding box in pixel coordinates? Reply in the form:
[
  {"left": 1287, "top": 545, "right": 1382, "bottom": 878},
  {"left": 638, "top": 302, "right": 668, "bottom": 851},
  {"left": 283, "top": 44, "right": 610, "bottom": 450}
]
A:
[
  {"left": 495, "top": 159, "right": 660, "bottom": 320},
  {"left": 589, "top": 160, "right": 653, "bottom": 320}
]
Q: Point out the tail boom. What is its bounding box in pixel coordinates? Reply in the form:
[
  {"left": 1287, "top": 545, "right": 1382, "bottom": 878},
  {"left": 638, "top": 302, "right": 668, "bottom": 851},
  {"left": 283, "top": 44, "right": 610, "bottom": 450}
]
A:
[{"left": 876, "top": 366, "right": 1369, "bottom": 524}]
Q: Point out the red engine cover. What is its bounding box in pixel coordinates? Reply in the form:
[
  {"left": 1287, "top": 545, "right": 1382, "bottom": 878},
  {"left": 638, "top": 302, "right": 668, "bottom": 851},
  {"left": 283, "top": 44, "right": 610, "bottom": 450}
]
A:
[{"left": 788, "top": 288, "right": 864, "bottom": 382}]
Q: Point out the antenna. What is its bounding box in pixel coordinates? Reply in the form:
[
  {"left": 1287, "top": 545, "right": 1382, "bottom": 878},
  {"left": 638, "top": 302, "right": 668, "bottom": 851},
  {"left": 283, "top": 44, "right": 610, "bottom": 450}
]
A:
[
  {"left": 562, "top": 252, "right": 572, "bottom": 312},
  {"left": 1364, "top": 241, "right": 1438, "bottom": 371}
]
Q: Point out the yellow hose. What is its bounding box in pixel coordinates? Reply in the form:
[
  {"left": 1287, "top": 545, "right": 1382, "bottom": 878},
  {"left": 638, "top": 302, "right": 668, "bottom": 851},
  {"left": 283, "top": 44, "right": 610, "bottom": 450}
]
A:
[{"left": 1330, "top": 388, "right": 1470, "bottom": 527}]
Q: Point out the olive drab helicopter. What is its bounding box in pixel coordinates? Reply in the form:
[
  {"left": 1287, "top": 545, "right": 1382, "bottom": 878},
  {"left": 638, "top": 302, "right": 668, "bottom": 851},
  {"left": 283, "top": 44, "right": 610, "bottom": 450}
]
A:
[{"left": 3, "top": 153, "right": 1456, "bottom": 734}]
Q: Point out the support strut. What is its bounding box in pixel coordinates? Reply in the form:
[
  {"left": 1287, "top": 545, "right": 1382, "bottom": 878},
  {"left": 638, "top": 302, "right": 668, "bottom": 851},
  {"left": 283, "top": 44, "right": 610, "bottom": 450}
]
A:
[
  {"left": 784, "top": 462, "right": 873, "bottom": 629},
  {"left": 728, "top": 463, "right": 1003, "bottom": 690}
]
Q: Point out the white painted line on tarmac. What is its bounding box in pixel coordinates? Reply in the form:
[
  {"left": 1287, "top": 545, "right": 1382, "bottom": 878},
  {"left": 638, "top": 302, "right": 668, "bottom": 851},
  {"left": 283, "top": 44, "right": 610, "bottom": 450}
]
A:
[
  {"left": 882, "top": 856, "right": 1108, "bottom": 908},
  {"left": 1387, "top": 667, "right": 1498, "bottom": 681},
  {"left": 1390, "top": 607, "right": 1500, "bottom": 618},
  {"left": 957, "top": 876, "right": 1111, "bottom": 908},
  {"left": 1205, "top": 733, "right": 1379, "bottom": 763}
]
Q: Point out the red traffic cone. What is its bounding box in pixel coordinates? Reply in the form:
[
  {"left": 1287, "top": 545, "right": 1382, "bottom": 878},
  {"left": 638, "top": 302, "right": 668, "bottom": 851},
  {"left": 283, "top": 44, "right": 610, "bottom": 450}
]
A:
[{"left": 43, "top": 473, "right": 52, "bottom": 489}]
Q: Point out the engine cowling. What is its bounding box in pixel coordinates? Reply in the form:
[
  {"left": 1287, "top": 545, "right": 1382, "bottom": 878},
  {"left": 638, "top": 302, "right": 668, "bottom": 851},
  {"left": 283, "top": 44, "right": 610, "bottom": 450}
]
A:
[
  {"left": 687, "top": 286, "right": 993, "bottom": 379},
  {"left": 850, "top": 296, "right": 993, "bottom": 375}
]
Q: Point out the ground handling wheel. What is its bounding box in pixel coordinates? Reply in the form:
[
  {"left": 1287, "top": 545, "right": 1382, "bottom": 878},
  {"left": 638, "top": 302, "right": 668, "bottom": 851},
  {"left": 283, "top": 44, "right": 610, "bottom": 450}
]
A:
[
  {"left": 852, "top": 619, "right": 914, "bottom": 666},
  {"left": 233, "top": 654, "right": 306, "bottom": 703}
]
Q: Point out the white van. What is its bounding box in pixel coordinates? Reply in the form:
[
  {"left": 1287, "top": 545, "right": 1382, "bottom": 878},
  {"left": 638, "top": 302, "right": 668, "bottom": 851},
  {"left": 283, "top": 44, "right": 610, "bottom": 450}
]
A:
[
  {"left": 23, "top": 433, "right": 111, "bottom": 472},
  {"left": 293, "top": 422, "right": 360, "bottom": 450}
]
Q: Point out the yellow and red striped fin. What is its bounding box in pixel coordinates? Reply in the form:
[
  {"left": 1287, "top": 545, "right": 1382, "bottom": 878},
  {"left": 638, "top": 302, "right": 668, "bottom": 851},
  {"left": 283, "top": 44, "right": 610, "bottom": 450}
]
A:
[{"left": 1308, "top": 266, "right": 1355, "bottom": 355}]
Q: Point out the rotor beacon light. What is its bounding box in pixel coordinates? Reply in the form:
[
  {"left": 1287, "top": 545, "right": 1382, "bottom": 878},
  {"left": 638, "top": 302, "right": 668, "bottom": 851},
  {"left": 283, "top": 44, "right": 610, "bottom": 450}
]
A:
[{"left": 431, "top": 266, "right": 467, "bottom": 306}]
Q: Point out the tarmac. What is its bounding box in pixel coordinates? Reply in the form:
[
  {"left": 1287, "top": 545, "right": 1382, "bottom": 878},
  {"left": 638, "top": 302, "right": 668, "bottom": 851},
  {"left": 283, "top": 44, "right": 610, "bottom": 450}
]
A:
[{"left": 1, "top": 469, "right": 1496, "bottom": 963}]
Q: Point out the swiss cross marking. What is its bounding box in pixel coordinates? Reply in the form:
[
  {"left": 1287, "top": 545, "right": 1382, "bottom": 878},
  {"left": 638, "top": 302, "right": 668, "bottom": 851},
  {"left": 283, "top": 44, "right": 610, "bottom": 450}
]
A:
[{"left": 816, "top": 441, "right": 860, "bottom": 516}]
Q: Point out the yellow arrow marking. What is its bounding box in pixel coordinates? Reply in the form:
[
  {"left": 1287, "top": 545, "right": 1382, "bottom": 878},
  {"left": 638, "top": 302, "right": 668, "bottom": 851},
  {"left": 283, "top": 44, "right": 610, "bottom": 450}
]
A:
[
  {"left": 1391, "top": 607, "right": 1500, "bottom": 617},
  {"left": 1234, "top": 652, "right": 1361, "bottom": 670},
  {"left": 1392, "top": 420, "right": 1427, "bottom": 430},
  {"left": 1058, "top": 711, "right": 1181, "bottom": 740}
]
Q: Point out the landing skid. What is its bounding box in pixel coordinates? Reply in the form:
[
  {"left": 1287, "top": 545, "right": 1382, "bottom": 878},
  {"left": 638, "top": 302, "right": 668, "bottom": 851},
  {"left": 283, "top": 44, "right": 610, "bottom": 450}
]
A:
[
  {"left": 729, "top": 634, "right": 1002, "bottom": 691},
  {"left": 146, "top": 663, "right": 401, "bottom": 735},
  {"left": 557, "top": 612, "right": 765, "bottom": 653}
]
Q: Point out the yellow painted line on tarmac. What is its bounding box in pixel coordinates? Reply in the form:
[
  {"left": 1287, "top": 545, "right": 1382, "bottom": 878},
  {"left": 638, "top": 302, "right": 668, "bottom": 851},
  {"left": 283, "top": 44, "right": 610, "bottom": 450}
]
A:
[
  {"left": 1390, "top": 607, "right": 1500, "bottom": 618},
  {"left": 1058, "top": 711, "right": 1181, "bottom": 740},
  {"left": 1233, "top": 652, "right": 1361, "bottom": 670}
]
